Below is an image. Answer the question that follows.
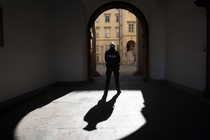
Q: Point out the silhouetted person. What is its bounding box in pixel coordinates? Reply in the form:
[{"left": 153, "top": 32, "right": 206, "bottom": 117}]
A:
[
  {"left": 104, "top": 42, "right": 121, "bottom": 94},
  {"left": 83, "top": 92, "right": 120, "bottom": 131}
]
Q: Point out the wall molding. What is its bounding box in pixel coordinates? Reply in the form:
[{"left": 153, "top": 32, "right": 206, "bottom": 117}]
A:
[
  {"left": 0, "top": 79, "right": 207, "bottom": 111},
  {"left": 0, "top": 81, "right": 87, "bottom": 112},
  {"left": 149, "top": 78, "right": 202, "bottom": 96},
  {"left": 0, "top": 83, "right": 55, "bottom": 111}
]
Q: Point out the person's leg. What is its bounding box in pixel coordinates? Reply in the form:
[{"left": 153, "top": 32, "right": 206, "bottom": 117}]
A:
[
  {"left": 104, "top": 68, "right": 112, "bottom": 93},
  {"left": 113, "top": 69, "right": 121, "bottom": 93}
]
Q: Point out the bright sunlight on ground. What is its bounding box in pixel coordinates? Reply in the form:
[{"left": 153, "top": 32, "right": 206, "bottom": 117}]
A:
[{"left": 14, "top": 90, "right": 146, "bottom": 140}]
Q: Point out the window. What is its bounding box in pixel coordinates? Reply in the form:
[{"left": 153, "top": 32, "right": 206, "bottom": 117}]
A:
[
  {"left": 115, "top": 27, "right": 119, "bottom": 38},
  {"left": 104, "top": 15, "right": 110, "bottom": 22},
  {"left": 106, "top": 44, "right": 109, "bottom": 50},
  {"left": 96, "top": 27, "right": 99, "bottom": 38},
  {"left": 117, "top": 45, "right": 120, "bottom": 51},
  {"left": 120, "top": 24, "right": 123, "bottom": 37},
  {"left": 96, "top": 45, "right": 99, "bottom": 52},
  {"left": 128, "top": 23, "right": 134, "bottom": 32},
  {"left": 96, "top": 55, "right": 99, "bottom": 62},
  {"left": 104, "top": 27, "right": 111, "bottom": 38},
  {"left": 116, "top": 14, "right": 119, "bottom": 22}
]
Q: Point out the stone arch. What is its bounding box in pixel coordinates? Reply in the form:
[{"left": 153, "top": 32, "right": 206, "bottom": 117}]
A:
[
  {"left": 126, "top": 40, "right": 136, "bottom": 64},
  {"left": 126, "top": 40, "right": 136, "bottom": 51},
  {"left": 87, "top": 1, "right": 149, "bottom": 80}
]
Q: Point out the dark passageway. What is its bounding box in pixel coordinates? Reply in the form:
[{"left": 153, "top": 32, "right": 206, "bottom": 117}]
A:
[
  {"left": 0, "top": 0, "right": 209, "bottom": 139},
  {"left": 0, "top": 74, "right": 210, "bottom": 140}
]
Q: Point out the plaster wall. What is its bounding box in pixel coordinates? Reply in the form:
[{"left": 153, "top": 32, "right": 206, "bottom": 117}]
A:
[
  {"left": 55, "top": 0, "right": 87, "bottom": 81},
  {"left": 149, "top": 1, "right": 166, "bottom": 80},
  {"left": 0, "top": 0, "right": 56, "bottom": 102},
  {"left": 83, "top": 0, "right": 156, "bottom": 26},
  {"left": 165, "top": 0, "right": 206, "bottom": 91}
]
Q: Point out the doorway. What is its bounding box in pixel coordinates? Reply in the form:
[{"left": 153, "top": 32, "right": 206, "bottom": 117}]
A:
[{"left": 87, "top": 1, "right": 149, "bottom": 81}]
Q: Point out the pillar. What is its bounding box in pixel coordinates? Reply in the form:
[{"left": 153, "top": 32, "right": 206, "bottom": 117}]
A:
[{"left": 91, "top": 26, "right": 100, "bottom": 77}]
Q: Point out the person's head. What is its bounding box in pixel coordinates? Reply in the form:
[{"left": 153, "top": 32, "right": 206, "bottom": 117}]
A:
[{"left": 110, "top": 42, "right": 115, "bottom": 49}]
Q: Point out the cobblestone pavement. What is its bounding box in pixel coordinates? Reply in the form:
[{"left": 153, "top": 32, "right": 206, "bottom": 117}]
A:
[{"left": 1, "top": 65, "right": 210, "bottom": 140}]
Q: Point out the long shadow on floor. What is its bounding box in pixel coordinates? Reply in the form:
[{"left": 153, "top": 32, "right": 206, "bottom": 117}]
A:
[
  {"left": 81, "top": 76, "right": 210, "bottom": 139},
  {"left": 121, "top": 84, "right": 210, "bottom": 140},
  {"left": 1, "top": 76, "right": 210, "bottom": 140},
  {"left": 83, "top": 92, "right": 120, "bottom": 131}
]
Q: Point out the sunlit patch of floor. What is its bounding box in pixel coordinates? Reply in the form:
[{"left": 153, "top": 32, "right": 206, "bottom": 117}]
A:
[{"left": 14, "top": 90, "right": 146, "bottom": 140}]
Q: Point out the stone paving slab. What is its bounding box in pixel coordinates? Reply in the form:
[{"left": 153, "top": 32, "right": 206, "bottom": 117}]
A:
[
  {"left": 1, "top": 70, "right": 210, "bottom": 140},
  {"left": 14, "top": 90, "right": 146, "bottom": 140}
]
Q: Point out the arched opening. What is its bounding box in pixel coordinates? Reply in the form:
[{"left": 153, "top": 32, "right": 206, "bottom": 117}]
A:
[
  {"left": 87, "top": 1, "right": 149, "bottom": 81},
  {"left": 126, "top": 40, "right": 136, "bottom": 64}
]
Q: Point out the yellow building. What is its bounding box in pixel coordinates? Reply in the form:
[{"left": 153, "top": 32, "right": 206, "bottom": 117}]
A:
[
  {"left": 119, "top": 9, "right": 137, "bottom": 64},
  {"left": 95, "top": 9, "right": 137, "bottom": 64}
]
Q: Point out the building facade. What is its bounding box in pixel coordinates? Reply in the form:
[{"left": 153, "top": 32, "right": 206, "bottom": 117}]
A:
[{"left": 95, "top": 9, "right": 137, "bottom": 64}]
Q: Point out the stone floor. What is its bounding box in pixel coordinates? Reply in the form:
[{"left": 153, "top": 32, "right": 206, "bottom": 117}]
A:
[
  {"left": 14, "top": 90, "right": 145, "bottom": 140},
  {"left": 1, "top": 65, "right": 210, "bottom": 140}
]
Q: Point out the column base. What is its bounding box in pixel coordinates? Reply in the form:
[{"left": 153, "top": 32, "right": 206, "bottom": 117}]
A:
[
  {"left": 203, "top": 89, "right": 210, "bottom": 99},
  {"left": 133, "top": 70, "right": 142, "bottom": 76},
  {"left": 199, "top": 92, "right": 210, "bottom": 105},
  {"left": 94, "top": 71, "right": 101, "bottom": 77}
]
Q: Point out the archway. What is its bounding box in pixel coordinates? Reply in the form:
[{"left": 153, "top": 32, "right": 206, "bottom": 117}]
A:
[
  {"left": 126, "top": 40, "right": 136, "bottom": 64},
  {"left": 87, "top": 1, "right": 149, "bottom": 81}
]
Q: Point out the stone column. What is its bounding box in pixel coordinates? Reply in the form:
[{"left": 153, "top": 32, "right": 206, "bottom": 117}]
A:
[
  {"left": 134, "top": 21, "right": 143, "bottom": 76},
  {"left": 91, "top": 26, "right": 100, "bottom": 77}
]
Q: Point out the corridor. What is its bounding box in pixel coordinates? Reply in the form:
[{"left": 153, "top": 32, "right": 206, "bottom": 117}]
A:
[
  {"left": 0, "top": 0, "right": 209, "bottom": 139},
  {"left": 0, "top": 73, "right": 210, "bottom": 140}
]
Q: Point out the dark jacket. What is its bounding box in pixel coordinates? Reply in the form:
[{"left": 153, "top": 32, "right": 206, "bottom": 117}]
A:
[{"left": 105, "top": 48, "right": 120, "bottom": 69}]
